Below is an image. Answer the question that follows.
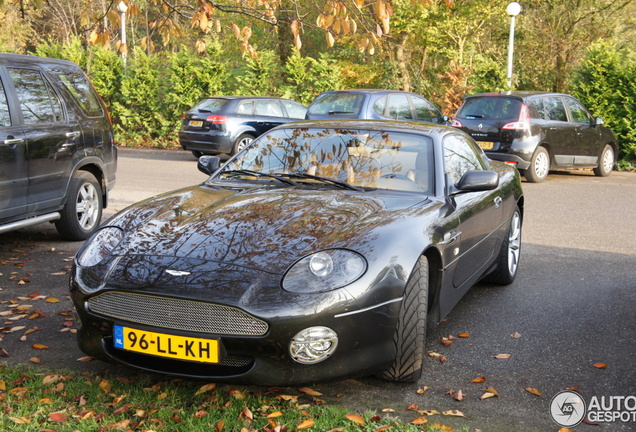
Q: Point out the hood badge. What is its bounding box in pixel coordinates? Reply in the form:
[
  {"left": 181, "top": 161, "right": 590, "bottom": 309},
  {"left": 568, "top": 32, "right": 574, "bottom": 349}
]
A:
[
  {"left": 478, "top": 123, "right": 483, "bottom": 130},
  {"left": 166, "top": 269, "right": 191, "bottom": 277}
]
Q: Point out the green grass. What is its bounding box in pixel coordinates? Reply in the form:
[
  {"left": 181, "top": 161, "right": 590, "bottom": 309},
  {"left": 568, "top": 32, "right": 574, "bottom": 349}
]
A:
[{"left": 0, "top": 364, "right": 467, "bottom": 432}]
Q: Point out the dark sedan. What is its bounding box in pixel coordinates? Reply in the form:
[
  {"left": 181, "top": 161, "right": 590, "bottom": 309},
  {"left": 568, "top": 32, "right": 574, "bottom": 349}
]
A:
[
  {"left": 71, "top": 120, "right": 523, "bottom": 385},
  {"left": 179, "top": 96, "right": 307, "bottom": 158}
]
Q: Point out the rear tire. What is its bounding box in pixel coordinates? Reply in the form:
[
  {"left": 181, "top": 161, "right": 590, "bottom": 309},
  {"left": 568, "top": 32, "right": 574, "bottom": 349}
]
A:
[
  {"left": 524, "top": 146, "right": 550, "bottom": 183},
  {"left": 380, "top": 255, "right": 429, "bottom": 382},
  {"left": 55, "top": 171, "right": 102, "bottom": 241},
  {"left": 483, "top": 206, "right": 522, "bottom": 285},
  {"left": 232, "top": 134, "right": 253, "bottom": 155},
  {"left": 593, "top": 145, "right": 614, "bottom": 177},
  {"left": 191, "top": 150, "right": 203, "bottom": 158}
]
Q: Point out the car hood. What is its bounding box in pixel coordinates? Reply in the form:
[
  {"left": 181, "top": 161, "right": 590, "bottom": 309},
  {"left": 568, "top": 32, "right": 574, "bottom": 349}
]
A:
[{"left": 109, "top": 182, "right": 430, "bottom": 274}]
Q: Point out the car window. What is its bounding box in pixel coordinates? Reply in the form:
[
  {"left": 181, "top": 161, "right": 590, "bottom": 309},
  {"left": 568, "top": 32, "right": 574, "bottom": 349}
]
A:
[
  {"left": 236, "top": 101, "right": 253, "bottom": 115},
  {"left": 194, "top": 98, "right": 228, "bottom": 113},
  {"left": 411, "top": 95, "right": 440, "bottom": 123},
  {"left": 443, "top": 134, "right": 485, "bottom": 184},
  {"left": 255, "top": 100, "right": 284, "bottom": 117},
  {"left": 8, "top": 67, "right": 64, "bottom": 125},
  {"left": 281, "top": 100, "right": 306, "bottom": 119},
  {"left": 388, "top": 94, "right": 413, "bottom": 120},
  {"left": 372, "top": 96, "right": 388, "bottom": 116},
  {"left": 458, "top": 97, "right": 520, "bottom": 121},
  {"left": 527, "top": 97, "right": 545, "bottom": 119},
  {"left": 0, "top": 79, "right": 10, "bottom": 127},
  {"left": 307, "top": 92, "right": 363, "bottom": 115},
  {"left": 564, "top": 97, "right": 591, "bottom": 124},
  {"left": 54, "top": 67, "right": 104, "bottom": 117},
  {"left": 544, "top": 96, "right": 568, "bottom": 122}
]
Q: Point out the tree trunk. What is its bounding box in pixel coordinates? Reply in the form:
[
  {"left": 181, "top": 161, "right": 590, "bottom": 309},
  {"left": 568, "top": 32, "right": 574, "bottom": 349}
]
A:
[{"left": 396, "top": 33, "right": 410, "bottom": 92}]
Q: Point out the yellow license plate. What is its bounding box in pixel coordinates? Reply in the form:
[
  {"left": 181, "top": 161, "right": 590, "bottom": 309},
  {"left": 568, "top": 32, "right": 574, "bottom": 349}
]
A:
[
  {"left": 477, "top": 141, "right": 494, "bottom": 150},
  {"left": 113, "top": 325, "right": 219, "bottom": 363},
  {"left": 189, "top": 120, "right": 204, "bottom": 127}
]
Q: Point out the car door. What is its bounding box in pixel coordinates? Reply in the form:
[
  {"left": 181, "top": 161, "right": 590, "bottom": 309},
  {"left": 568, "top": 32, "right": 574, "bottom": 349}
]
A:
[
  {"left": 438, "top": 133, "right": 504, "bottom": 318},
  {"left": 0, "top": 70, "right": 28, "bottom": 221},
  {"left": 7, "top": 66, "right": 78, "bottom": 210},
  {"left": 543, "top": 95, "right": 577, "bottom": 166},
  {"left": 562, "top": 96, "right": 600, "bottom": 165},
  {"left": 253, "top": 99, "right": 288, "bottom": 135},
  {"left": 410, "top": 94, "right": 444, "bottom": 124}
]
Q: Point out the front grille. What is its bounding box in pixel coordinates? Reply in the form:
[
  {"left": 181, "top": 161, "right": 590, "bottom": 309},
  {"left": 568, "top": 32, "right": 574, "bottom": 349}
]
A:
[{"left": 88, "top": 292, "right": 268, "bottom": 336}]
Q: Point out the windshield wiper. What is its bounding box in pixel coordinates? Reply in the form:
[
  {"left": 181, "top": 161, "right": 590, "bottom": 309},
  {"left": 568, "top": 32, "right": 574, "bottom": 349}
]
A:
[
  {"left": 328, "top": 110, "right": 354, "bottom": 114},
  {"left": 276, "top": 172, "right": 365, "bottom": 192},
  {"left": 220, "top": 169, "right": 299, "bottom": 186}
]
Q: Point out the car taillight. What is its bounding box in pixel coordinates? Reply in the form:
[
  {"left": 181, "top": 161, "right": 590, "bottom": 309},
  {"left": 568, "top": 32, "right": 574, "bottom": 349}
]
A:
[
  {"left": 451, "top": 119, "right": 462, "bottom": 127},
  {"left": 502, "top": 104, "right": 529, "bottom": 130},
  {"left": 206, "top": 115, "right": 226, "bottom": 124}
]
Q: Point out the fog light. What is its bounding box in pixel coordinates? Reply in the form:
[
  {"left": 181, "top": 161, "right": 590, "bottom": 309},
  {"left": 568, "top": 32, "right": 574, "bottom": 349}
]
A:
[{"left": 289, "top": 326, "right": 338, "bottom": 364}]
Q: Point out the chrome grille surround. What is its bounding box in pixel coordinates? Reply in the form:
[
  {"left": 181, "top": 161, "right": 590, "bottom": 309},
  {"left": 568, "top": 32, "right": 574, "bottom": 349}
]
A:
[{"left": 87, "top": 292, "right": 268, "bottom": 336}]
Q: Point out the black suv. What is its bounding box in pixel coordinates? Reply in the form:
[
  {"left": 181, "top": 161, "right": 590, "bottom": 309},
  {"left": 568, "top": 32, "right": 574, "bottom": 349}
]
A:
[
  {"left": 306, "top": 89, "right": 447, "bottom": 124},
  {"left": 0, "top": 54, "right": 117, "bottom": 240},
  {"left": 179, "top": 96, "right": 307, "bottom": 158},
  {"left": 452, "top": 91, "right": 617, "bottom": 182}
]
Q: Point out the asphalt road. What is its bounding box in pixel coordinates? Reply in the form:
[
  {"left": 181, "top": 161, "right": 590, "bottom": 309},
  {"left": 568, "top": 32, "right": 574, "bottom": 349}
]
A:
[{"left": 1, "top": 148, "right": 635, "bottom": 432}]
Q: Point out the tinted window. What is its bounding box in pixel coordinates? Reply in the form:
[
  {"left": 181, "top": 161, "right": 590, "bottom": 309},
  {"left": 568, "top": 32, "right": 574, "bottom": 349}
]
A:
[
  {"left": 564, "top": 97, "right": 590, "bottom": 124},
  {"left": 55, "top": 68, "right": 103, "bottom": 117},
  {"left": 544, "top": 97, "right": 567, "bottom": 122},
  {"left": 0, "top": 79, "right": 10, "bottom": 127},
  {"left": 458, "top": 97, "right": 521, "bottom": 121},
  {"left": 527, "top": 97, "right": 545, "bottom": 119},
  {"left": 388, "top": 94, "right": 412, "bottom": 120},
  {"left": 412, "top": 95, "right": 440, "bottom": 123},
  {"left": 254, "top": 100, "right": 284, "bottom": 117},
  {"left": 194, "top": 98, "right": 228, "bottom": 113},
  {"left": 373, "top": 96, "right": 388, "bottom": 116},
  {"left": 8, "top": 68, "right": 63, "bottom": 125},
  {"left": 307, "top": 92, "right": 363, "bottom": 115},
  {"left": 443, "top": 134, "right": 484, "bottom": 184},
  {"left": 236, "top": 100, "right": 253, "bottom": 114},
  {"left": 281, "top": 101, "right": 306, "bottom": 119}
]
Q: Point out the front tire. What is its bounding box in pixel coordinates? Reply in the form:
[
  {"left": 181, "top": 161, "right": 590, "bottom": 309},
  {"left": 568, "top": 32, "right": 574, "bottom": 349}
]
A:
[
  {"left": 55, "top": 171, "right": 103, "bottom": 241},
  {"left": 380, "top": 255, "right": 429, "bottom": 382},
  {"left": 593, "top": 145, "right": 614, "bottom": 177},
  {"left": 483, "top": 206, "right": 522, "bottom": 285},
  {"left": 525, "top": 146, "right": 550, "bottom": 183}
]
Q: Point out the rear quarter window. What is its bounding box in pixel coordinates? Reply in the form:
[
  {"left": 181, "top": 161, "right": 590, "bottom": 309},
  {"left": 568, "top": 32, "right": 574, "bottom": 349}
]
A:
[
  {"left": 194, "top": 98, "right": 228, "bottom": 113},
  {"left": 53, "top": 68, "right": 104, "bottom": 117},
  {"left": 308, "top": 92, "right": 364, "bottom": 115}
]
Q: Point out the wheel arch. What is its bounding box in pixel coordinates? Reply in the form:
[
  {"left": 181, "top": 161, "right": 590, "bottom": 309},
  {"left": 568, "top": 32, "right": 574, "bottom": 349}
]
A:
[
  {"left": 73, "top": 161, "right": 108, "bottom": 208},
  {"left": 422, "top": 246, "right": 443, "bottom": 318}
]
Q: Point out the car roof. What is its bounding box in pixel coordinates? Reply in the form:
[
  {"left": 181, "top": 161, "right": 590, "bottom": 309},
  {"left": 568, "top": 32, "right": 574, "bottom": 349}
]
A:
[
  {"left": 270, "top": 118, "right": 453, "bottom": 136},
  {"left": 320, "top": 89, "right": 418, "bottom": 96},
  {"left": 204, "top": 96, "right": 300, "bottom": 102},
  {"left": 0, "top": 53, "right": 80, "bottom": 68},
  {"left": 465, "top": 91, "right": 569, "bottom": 100}
]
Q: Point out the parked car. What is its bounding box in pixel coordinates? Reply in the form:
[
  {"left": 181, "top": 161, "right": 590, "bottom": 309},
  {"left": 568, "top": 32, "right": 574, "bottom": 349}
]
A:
[
  {"left": 306, "top": 89, "right": 448, "bottom": 124},
  {"left": 451, "top": 91, "right": 617, "bottom": 182},
  {"left": 179, "top": 96, "right": 307, "bottom": 158},
  {"left": 0, "top": 53, "right": 117, "bottom": 240},
  {"left": 71, "top": 119, "right": 523, "bottom": 385}
]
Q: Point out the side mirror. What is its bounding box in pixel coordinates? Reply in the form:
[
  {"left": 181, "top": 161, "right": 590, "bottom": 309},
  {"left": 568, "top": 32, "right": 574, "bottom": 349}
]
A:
[
  {"left": 197, "top": 156, "right": 221, "bottom": 176},
  {"left": 595, "top": 117, "right": 605, "bottom": 126},
  {"left": 453, "top": 170, "right": 499, "bottom": 194}
]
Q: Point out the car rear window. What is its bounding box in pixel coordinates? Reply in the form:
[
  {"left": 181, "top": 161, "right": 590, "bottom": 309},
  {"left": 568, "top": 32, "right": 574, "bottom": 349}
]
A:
[
  {"left": 457, "top": 97, "right": 522, "bottom": 121},
  {"left": 193, "top": 98, "right": 229, "bottom": 113},
  {"left": 307, "top": 92, "right": 364, "bottom": 116}
]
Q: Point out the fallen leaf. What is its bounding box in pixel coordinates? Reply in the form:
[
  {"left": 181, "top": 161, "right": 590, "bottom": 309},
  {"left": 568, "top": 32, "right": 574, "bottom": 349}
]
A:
[
  {"left": 410, "top": 416, "right": 428, "bottom": 425},
  {"left": 525, "top": 387, "right": 543, "bottom": 397},
  {"left": 439, "top": 336, "right": 455, "bottom": 346},
  {"left": 442, "top": 409, "right": 467, "bottom": 418},
  {"left": 593, "top": 362, "right": 607, "bottom": 369},
  {"left": 457, "top": 332, "right": 470, "bottom": 338},
  {"left": 103, "top": 419, "right": 130, "bottom": 430},
  {"left": 48, "top": 412, "right": 67, "bottom": 423},
  {"left": 375, "top": 426, "right": 393, "bottom": 431},
  {"left": 267, "top": 411, "right": 284, "bottom": 418},
  {"left": 45, "top": 297, "right": 60, "bottom": 303},
  {"left": 428, "top": 351, "right": 448, "bottom": 363},
  {"left": 511, "top": 332, "right": 522, "bottom": 338},
  {"left": 417, "top": 410, "right": 439, "bottom": 416},
  {"left": 229, "top": 389, "right": 246, "bottom": 399},
  {"left": 297, "top": 419, "right": 316, "bottom": 429},
  {"left": 299, "top": 387, "right": 323, "bottom": 396},
  {"left": 195, "top": 383, "right": 216, "bottom": 395},
  {"left": 8, "top": 416, "right": 31, "bottom": 424},
  {"left": 99, "top": 379, "right": 112, "bottom": 394},
  {"left": 484, "top": 387, "right": 499, "bottom": 397},
  {"left": 381, "top": 408, "right": 396, "bottom": 413},
  {"left": 77, "top": 356, "right": 93, "bottom": 362},
  {"left": 193, "top": 410, "right": 208, "bottom": 417},
  {"left": 32, "top": 343, "right": 49, "bottom": 350},
  {"left": 493, "top": 354, "right": 511, "bottom": 359},
  {"left": 0, "top": 348, "right": 9, "bottom": 357},
  {"left": 345, "top": 413, "right": 365, "bottom": 425},
  {"left": 239, "top": 407, "right": 253, "bottom": 420},
  {"left": 215, "top": 419, "right": 225, "bottom": 432},
  {"left": 481, "top": 391, "right": 497, "bottom": 400},
  {"left": 407, "top": 403, "right": 419, "bottom": 411},
  {"left": 452, "top": 389, "right": 465, "bottom": 401},
  {"left": 558, "top": 428, "right": 573, "bottom": 432},
  {"left": 416, "top": 386, "right": 430, "bottom": 394},
  {"left": 470, "top": 376, "right": 486, "bottom": 383}
]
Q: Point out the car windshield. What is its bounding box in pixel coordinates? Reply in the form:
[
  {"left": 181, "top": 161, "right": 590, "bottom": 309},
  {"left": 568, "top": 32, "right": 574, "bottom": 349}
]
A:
[
  {"left": 193, "top": 98, "right": 228, "bottom": 113},
  {"left": 219, "top": 127, "right": 434, "bottom": 194},
  {"left": 458, "top": 97, "right": 522, "bottom": 121},
  {"left": 307, "top": 93, "right": 364, "bottom": 116}
]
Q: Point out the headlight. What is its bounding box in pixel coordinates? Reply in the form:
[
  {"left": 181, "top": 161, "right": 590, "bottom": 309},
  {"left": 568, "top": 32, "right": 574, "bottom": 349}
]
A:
[
  {"left": 282, "top": 249, "right": 367, "bottom": 293},
  {"left": 76, "top": 227, "right": 124, "bottom": 267}
]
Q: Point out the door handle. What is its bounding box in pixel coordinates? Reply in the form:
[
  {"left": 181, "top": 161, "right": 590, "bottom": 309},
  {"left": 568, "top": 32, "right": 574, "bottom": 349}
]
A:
[
  {"left": 440, "top": 230, "right": 461, "bottom": 246},
  {"left": 66, "top": 131, "right": 81, "bottom": 138},
  {"left": 3, "top": 137, "right": 25, "bottom": 146},
  {"left": 494, "top": 196, "right": 503, "bottom": 208}
]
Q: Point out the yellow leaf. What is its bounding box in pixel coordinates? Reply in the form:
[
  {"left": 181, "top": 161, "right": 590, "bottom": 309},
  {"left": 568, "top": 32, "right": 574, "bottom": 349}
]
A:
[
  {"left": 32, "top": 343, "right": 48, "bottom": 350},
  {"left": 215, "top": 419, "right": 225, "bottom": 432},
  {"left": 484, "top": 387, "right": 499, "bottom": 396},
  {"left": 326, "top": 31, "right": 335, "bottom": 47},
  {"left": 481, "top": 391, "right": 497, "bottom": 400},
  {"left": 99, "top": 379, "right": 112, "bottom": 394},
  {"left": 45, "top": 297, "right": 60, "bottom": 303},
  {"left": 593, "top": 362, "right": 607, "bottom": 368},
  {"left": 267, "top": 411, "right": 284, "bottom": 418},
  {"left": 493, "top": 353, "right": 511, "bottom": 359},
  {"left": 525, "top": 387, "right": 543, "bottom": 397},
  {"left": 195, "top": 383, "right": 216, "bottom": 395},
  {"left": 299, "top": 387, "right": 323, "bottom": 396},
  {"left": 417, "top": 410, "right": 439, "bottom": 416},
  {"left": 0, "top": 381, "right": 6, "bottom": 390},
  {"left": 229, "top": 389, "right": 246, "bottom": 399},
  {"left": 470, "top": 376, "right": 486, "bottom": 383},
  {"left": 30, "top": 357, "right": 42, "bottom": 364},
  {"left": 9, "top": 417, "right": 31, "bottom": 424},
  {"left": 297, "top": 419, "right": 316, "bottom": 429},
  {"left": 345, "top": 413, "right": 365, "bottom": 425},
  {"left": 442, "top": 409, "right": 467, "bottom": 418},
  {"left": 410, "top": 416, "right": 428, "bottom": 425},
  {"left": 416, "top": 386, "right": 430, "bottom": 394},
  {"left": 558, "top": 428, "right": 574, "bottom": 432}
]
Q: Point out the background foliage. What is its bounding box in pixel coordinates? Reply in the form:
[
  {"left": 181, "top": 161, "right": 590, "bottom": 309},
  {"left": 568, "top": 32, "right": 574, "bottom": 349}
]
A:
[{"left": 1, "top": 0, "right": 635, "bottom": 167}]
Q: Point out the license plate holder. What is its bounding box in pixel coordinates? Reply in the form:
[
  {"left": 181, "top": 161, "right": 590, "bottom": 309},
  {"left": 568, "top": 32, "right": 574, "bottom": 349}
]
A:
[
  {"left": 188, "top": 120, "right": 204, "bottom": 127},
  {"left": 476, "top": 141, "right": 494, "bottom": 150},
  {"left": 113, "top": 325, "right": 221, "bottom": 363}
]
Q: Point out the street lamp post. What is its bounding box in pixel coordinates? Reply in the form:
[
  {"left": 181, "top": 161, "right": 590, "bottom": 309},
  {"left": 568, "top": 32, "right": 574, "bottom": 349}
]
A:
[
  {"left": 506, "top": 2, "right": 522, "bottom": 88},
  {"left": 117, "top": 1, "right": 128, "bottom": 68}
]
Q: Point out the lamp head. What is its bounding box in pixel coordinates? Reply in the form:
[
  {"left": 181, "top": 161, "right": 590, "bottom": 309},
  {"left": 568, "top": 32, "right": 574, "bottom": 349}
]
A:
[{"left": 507, "top": 2, "right": 522, "bottom": 17}]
